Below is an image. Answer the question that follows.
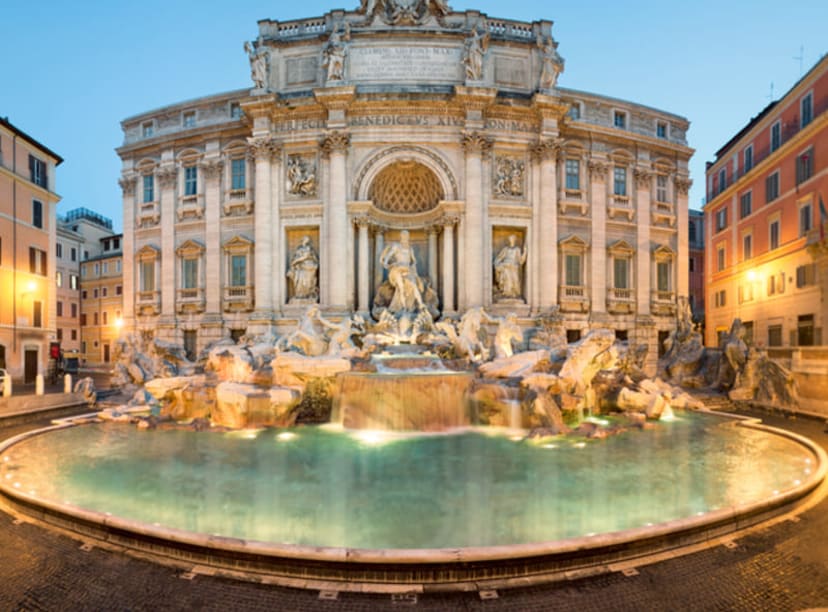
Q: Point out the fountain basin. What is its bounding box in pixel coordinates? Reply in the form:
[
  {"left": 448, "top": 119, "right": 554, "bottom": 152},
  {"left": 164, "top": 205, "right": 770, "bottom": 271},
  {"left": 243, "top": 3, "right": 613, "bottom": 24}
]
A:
[{"left": 0, "top": 410, "right": 824, "bottom": 590}]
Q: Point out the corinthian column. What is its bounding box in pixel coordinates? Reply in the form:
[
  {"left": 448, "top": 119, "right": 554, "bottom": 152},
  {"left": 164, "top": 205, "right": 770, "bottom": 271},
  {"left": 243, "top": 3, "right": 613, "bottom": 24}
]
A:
[
  {"left": 442, "top": 218, "right": 457, "bottom": 313},
  {"left": 119, "top": 173, "right": 137, "bottom": 330},
  {"left": 200, "top": 158, "right": 223, "bottom": 315},
  {"left": 533, "top": 139, "right": 561, "bottom": 309},
  {"left": 589, "top": 159, "right": 609, "bottom": 313},
  {"left": 248, "top": 136, "right": 278, "bottom": 316},
  {"left": 462, "top": 131, "right": 492, "bottom": 309},
  {"left": 635, "top": 168, "right": 653, "bottom": 315},
  {"left": 156, "top": 164, "right": 178, "bottom": 320},
  {"left": 322, "top": 131, "right": 351, "bottom": 311}
]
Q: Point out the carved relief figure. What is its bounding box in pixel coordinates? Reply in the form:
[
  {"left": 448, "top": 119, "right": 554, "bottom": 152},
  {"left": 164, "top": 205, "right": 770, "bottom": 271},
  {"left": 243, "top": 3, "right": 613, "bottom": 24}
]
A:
[
  {"left": 463, "top": 22, "right": 489, "bottom": 81},
  {"left": 244, "top": 40, "right": 269, "bottom": 89},
  {"left": 287, "top": 236, "right": 319, "bottom": 302},
  {"left": 494, "top": 157, "right": 525, "bottom": 197},
  {"left": 494, "top": 234, "right": 527, "bottom": 300},
  {"left": 379, "top": 230, "right": 426, "bottom": 313},
  {"left": 537, "top": 34, "right": 564, "bottom": 91},
  {"left": 287, "top": 155, "right": 318, "bottom": 197},
  {"left": 323, "top": 22, "right": 350, "bottom": 82}
]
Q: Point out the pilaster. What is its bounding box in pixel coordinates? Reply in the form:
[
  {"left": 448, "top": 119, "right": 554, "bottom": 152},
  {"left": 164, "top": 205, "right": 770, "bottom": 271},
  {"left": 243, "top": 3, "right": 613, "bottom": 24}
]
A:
[
  {"left": 200, "top": 158, "right": 223, "bottom": 315},
  {"left": 589, "top": 160, "right": 609, "bottom": 313},
  {"left": 157, "top": 164, "right": 177, "bottom": 319},
  {"left": 461, "top": 131, "right": 492, "bottom": 309},
  {"left": 635, "top": 168, "right": 653, "bottom": 315},
  {"left": 249, "top": 135, "right": 279, "bottom": 317},
  {"left": 119, "top": 173, "right": 137, "bottom": 328},
  {"left": 533, "top": 139, "right": 562, "bottom": 309},
  {"left": 321, "top": 130, "right": 352, "bottom": 310}
]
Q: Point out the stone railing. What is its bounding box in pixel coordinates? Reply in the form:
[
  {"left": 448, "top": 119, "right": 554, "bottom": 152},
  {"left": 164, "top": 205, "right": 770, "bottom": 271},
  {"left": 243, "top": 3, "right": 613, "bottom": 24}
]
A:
[
  {"left": 176, "top": 288, "right": 205, "bottom": 314},
  {"left": 487, "top": 19, "right": 535, "bottom": 40},
  {"left": 608, "top": 195, "right": 634, "bottom": 221},
  {"left": 223, "top": 285, "right": 254, "bottom": 312},
  {"left": 607, "top": 287, "right": 634, "bottom": 314},
  {"left": 137, "top": 202, "right": 160, "bottom": 227},
  {"left": 177, "top": 195, "right": 205, "bottom": 221},
  {"left": 559, "top": 285, "right": 589, "bottom": 313},
  {"left": 223, "top": 188, "right": 253, "bottom": 216},
  {"left": 136, "top": 291, "right": 160, "bottom": 315},
  {"left": 650, "top": 290, "right": 676, "bottom": 316}
]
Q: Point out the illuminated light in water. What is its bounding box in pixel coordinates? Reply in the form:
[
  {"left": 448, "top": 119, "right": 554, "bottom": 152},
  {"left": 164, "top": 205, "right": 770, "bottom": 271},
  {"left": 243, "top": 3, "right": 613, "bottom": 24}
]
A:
[
  {"left": 585, "top": 417, "right": 610, "bottom": 427},
  {"left": 509, "top": 435, "right": 523, "bottom": 442},
  {"left": 660, "top": 406, "right": 676, "bottom": 422},
  {"left": 13, "top": 483, "right": 20, "bottom": 488},
  {"left": 772, "top": 490, "right": 780, "bottom": 496},
  {"left": 574, "top": 442, "right": 587, "bottom": 449},
  {"left": 586, "top": 532, "right": 597, "bottom": 537},
  {"left": 794, "top": 480, "right": 802, "bottom": 486},
  {"left": 225, "top": 429, "right": 263, "bottom": 440},
  {"left": 5, "top": 474, "right": 11, "bottom": 480},
  {"left": 805, "top": 468, "right": 812, "bottom": 475},
  {"left": 354, "top": 431, "right": 393, "bottom": 446},
  {"left": 644, "top": 522, "right": 654, "bottom": 527},
  {"left": 276, "top": 432, "right": 297, "bottom": 442},
  {"left": 542, "top": 444, "right": 558, "bottom": 449},
  {"left": 696, "top": 511, "right": 705, "bottom": 516},
  {"left": 3, "top": 456, "right": 9, "bottom": 462}
]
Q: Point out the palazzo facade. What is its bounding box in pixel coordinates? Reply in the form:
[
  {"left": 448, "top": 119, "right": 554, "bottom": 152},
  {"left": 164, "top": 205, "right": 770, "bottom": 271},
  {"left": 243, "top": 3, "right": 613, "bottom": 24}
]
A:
[{"left": 118, "top": 1, "right": 693, "bottom": 372}]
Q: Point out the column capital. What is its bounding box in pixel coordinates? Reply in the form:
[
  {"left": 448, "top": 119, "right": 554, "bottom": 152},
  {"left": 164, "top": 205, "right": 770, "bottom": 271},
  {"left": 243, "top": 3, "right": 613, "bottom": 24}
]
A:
[
  {"left": 675, "top": 176, "right": 692, "bottom": 195},
  {"left": 531, "top": 138, "right": 563, "bottom": 162},
  {"left": 461, "top": 131, "right": 493, "bottom": 156},
  {"left": 634, "top": 167, "right": 653, "bottom": 187},
  {"left": 156, "top": 166, "right": 177, "bottom": 189},
  {"left": 247, "top": 136, "right": 281, "bottom": 162},
  {"left": 588, "top": 160, "right": 609, "bottom": 181},
  {"left": 321, "top": 130, "right": 351, "bottom": 157},
  {"left": 118, "top": 173, "right": 137, "bottom": 196},
  {"left": 199, "top": 158, "right": 224, "bottom": 179}
]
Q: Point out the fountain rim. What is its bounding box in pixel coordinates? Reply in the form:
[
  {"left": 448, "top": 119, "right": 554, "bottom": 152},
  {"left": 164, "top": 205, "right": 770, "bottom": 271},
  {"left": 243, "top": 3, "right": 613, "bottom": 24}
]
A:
[{"left": 0, "top": 409, "right": 825, "bottom": 589}]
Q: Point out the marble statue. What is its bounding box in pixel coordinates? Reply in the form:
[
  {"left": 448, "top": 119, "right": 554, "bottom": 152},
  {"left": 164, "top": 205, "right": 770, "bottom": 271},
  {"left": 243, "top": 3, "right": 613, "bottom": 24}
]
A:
[
  {"left": 287, "top": 236, "right": 319, "bottom": 302},
  {"left": 323, "top": 23, "right": 350, "bottom": 82},
  {"left": 379, "top": 230, "right": 426, "bottom": 314},
  {"left": 244, "top": 41, "right": 268, "bottom": 89},
  {"left": 494, "top": 157, "right": 525, "bottom": 197},
  {"left": 494, "top": 313, "right": 523, "bottom": 359},
  {"left": 537, "top": 34, "right": 564, "bottom": 91},
  {"left": 287, "top": 156, "right": 318, "bottom": 197},
  {"left": 279, "top": 305, "right": 339, "bottom": 357},
  {"left": 360, "top": 0, "right": 451, "bottom": 24},
  {"left": 463, "top": 22, "right": 489, "bottom": 81},
  {"left": 493, "top": 234, "right": 527, "bottom": 300}
]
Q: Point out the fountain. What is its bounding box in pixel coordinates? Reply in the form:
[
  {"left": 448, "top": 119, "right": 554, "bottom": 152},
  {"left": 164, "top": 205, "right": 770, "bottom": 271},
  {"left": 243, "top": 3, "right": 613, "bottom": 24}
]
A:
[{"left": 0, "top": 302, "right": 824, "bottom": 590}]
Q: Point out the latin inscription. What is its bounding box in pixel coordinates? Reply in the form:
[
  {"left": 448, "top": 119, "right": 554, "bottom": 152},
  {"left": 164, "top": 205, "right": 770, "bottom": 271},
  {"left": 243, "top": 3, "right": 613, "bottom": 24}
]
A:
[
  {"left": 286, "top": 57, "right": 319, "bottom": 85},
  {"left": 271, "top": 117, "right": 537, "bottom": 133},
  {"left": 494, "top": 57, "right": 527, "bottom": 88},
  {"left": 349, "top": 46, "right": 462, "bottom": 82}
]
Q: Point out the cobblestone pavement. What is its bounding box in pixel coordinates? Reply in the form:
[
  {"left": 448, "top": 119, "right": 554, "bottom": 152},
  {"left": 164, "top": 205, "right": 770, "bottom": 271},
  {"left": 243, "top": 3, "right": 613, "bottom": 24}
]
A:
[{"left": 0, "top": 409, "right": 827, "bottom": 611}]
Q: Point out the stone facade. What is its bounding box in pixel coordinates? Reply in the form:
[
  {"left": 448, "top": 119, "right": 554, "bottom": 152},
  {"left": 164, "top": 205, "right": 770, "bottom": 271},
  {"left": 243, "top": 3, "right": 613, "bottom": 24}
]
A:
[{"left": 117, "top": 1, "right": 692, "bottom": 373}]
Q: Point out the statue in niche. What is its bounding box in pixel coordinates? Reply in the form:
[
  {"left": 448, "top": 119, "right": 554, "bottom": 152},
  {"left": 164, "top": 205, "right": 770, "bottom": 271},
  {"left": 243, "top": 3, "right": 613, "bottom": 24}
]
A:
[
  {"left": 287, "top": 236, "right": 319, "bottom": 302},
  {"left": 493, "top": 234, "right": 527, "bottom": 300},
  {"left": 243, "top": 40, "right": 269, "bottom": 90},
  {"left": 537, "top": 33, "right": 564, "bottom": 91},
  {"left": 380, "top": 230, "right": 426, "bottom": 313},
  {"left": 494, "top": 157, "right": 525, "bottom": 197},
  {"left": 463, "top": 21, "right": 489, "bottom": 81},
  {"left": 323, "top": 22, "right": 350, "bottom": 82},
  {"left": 286, "top": 156, "right": 317, "bottom": 197}
]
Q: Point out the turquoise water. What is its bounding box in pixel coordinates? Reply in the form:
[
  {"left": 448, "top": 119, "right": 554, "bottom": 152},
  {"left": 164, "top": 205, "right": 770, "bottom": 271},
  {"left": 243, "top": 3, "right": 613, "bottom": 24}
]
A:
[{"left": 0, "top": 412, "right": 815, "bottom": 549}]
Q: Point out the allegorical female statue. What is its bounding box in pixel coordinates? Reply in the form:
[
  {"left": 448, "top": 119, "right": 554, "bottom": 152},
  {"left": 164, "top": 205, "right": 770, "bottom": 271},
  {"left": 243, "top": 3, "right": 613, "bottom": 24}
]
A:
[
  {"left": 287, "top": 236, "right": 319, "bottom": 302},
  {"left": 493, "top": 234, "right": 527, "bottom": 300},
  {"left": 244, "top": 40, "right": 268, "bottom": 89}
]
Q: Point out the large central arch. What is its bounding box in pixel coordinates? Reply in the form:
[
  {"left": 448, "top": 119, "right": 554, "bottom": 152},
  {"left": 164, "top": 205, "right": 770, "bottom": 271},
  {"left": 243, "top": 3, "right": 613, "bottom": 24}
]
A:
[{"left": 353, "top": 146, "right": 458, "bottom": 203}]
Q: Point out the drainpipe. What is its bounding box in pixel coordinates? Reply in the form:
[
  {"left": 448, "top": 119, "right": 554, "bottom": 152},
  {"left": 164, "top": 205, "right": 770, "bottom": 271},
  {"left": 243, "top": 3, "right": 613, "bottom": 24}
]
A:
[{"left": 12, "top": 132, "right": 18, "bottom": 357}]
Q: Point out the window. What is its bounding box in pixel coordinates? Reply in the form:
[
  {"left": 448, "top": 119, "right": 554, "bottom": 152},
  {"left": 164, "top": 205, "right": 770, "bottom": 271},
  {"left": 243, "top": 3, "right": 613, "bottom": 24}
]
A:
[
  {"left": 656, "top": 121, "right": 667, "bottom": 139},
  {"left": 656, "top": 261, "right": 671, "bottom": 291},
  {"left": 739, "top": 191, "right": 752, "bottom": 219},
  {"left": 717, "top": 246, "right": 725, "bottom": 271},
  {"left": 769, "top": 219, "right": 780, "bottom": 250},
  {"left": 116, "top": 259, "right": 121, "bottom": 273},
  {"left": 613, "top": 111, "right": 626, "bottom": 129},
  {"left": 563, "top": 253, "right": 583, "bottom": 287},
  {"left": 718, "top": 168, "right": 726, "bottom": 194},
  {"left": 32, "top": 200, "right": 43, "bottom": 228},
  {"left": 742, "top": 233, "right": 752, "bottom": 260},
  {"left": 56, "top": 329, "right": 63, "bottom": 341},
  {"left": 770, "top": 121, "right": 781, "bottom": 152},
  {"left": 82, "top": 289, "right": 87, "bottom": 299},
  {"left": 798, "top": 314, "right": 815, "bottom": 346},
  {"left": 688, "top": 257, "right": 695, "bottom": 272},
  {"left": 742, "top": 321, "right": 754, "bottom": 344},
  {"left": 56, "top": 301, "right": 63, "bottom": 317},
  {"left": 800, "top": 203, "right": 812, "bottom": 236},
  {"left": 183, "top": 111, "right": 196, "bottom": 128},
  {"left": 231, "top": 158, "right": 246, "bottom": 191},
  {"left": 94, "top": 263, "right": 100, "bottom": 276},
  {"left": 714, "top": 289, "right": 726, "bottom": 307},
  {"left": 56, "top": 271, "right": 63, "bottom": 288},
  {"left": 29, "top": 155, "right": 47, "bottom": 188},
  {"left": 56, "top": 243, "right": 63, "bottom": 258},
  {"left": 93, "top": 312, "right": 99, "bottom": 326},
  {"left": 613, "top": 166, "right": 627, "bottom": 196},
  {"left": 116, "top": 285, "right": 122, "bottom": 296},
  {"left": 801, "top": 93, "right": 813, "bottom": 128},
  {"left": 765, "top": 171, "right": 779, "bottom": 203},
  {"left": 743, "top": 145, "right": 753, "bottom": 173},
  {"left": 113, "top": 237, "right": 120, "bottom": 250},
  {"left": 84, "top": 250, "right": 89, "bottom": 260},
  {"left": 141, "top": 261, "right": 155, "bottom": 292},
  {"left": 715, "top": 207, "right": 728, "bottom": 232},
  {"left": 33, "top": 301, "right": 42, "bottom": 328},
  {"left": 230, "top": 103, "right": 242, "bottom": 119},
  {"left": 796, "top": 264, "right": 816, "bottom": 288},
  {"left": 184, "top": 166, "right": 197, "bottom": 196},
  {"left": 182, "top": 258, "right": 198, "bottom": 289},
  {"left": 656, "top": 174, "right": 668, "bottom": 202},
  {"left": 796, "top": 148, "right": 813, "bottom": 185},
  {"left": 231, "top": 255, "right": 247, "bottom": 286},
  {"left": 102, "top": 287, "right": 107, "bottom": 297},
  {"left": 689, "top": 220, "right": 697, "bottom": 243},
  {"left": 568, "top": 103, "right": 581, "bottom": 120},
  {"left": 565, "top": 159, "right": 580, "bottom": 191},
  {"left": 767, "top": 272, "right": 785, "bottom": 296},
  {"left": 71, "top": 329, "right": 77, "bottom": 341},
  {"left": 70, "top": 247, "right": 77, "bottom": 262},
  {"left": 142, "top": 122, "right": 153, "bottom": 138},
  {"left": 69, "top": 274, "right": 78, "bottom": 290},
  {"left": 768, "top": 324, "right": 783, "bottom": 347},
  {"left": 29, "top": 247, "right": 47, "bottom": 276},
  {"left": 102, "top": 262, "right": 109, "bottom": 274},
  {"left": 143, "top": 174, "right": 154, "bottom": 203},
  {"left": 613, "top": 257, "right": 628, "bottom": 289},
  {"left": 93, "top": 288, "right": 98, "bottom": 298},
  {"left": 102, "top": 312, "right": 108, "bottom": 325},
  {"left": 71, "top": 303, "right": 77, "bottom": 318}
]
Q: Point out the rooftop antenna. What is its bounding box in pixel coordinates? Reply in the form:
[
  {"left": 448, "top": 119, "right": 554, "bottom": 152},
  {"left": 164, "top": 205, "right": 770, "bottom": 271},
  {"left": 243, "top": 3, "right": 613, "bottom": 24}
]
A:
[
  {"left": 767, "top": 82, "right": 775, "bottom": 103},
  {"left": 794, "top": 45, "right": 804, "bottom": 75}
]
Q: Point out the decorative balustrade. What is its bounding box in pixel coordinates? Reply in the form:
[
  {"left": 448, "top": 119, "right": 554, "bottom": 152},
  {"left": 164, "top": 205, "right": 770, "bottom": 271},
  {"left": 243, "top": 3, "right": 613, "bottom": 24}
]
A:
[
  {"left": 136, "top": 291, "right": 161, "bottom": 315},
  {"left": 607, "top": 287, "right": 634, "bottom": 314},
  {"left": 176, "top": 288, "right": 206, "bottom": 314},
  {"left": 559, "top": 285, "right": 589, "bottom": 313},
  {"left": 223, "top": 285, "right": 254, "bottom": 312}
]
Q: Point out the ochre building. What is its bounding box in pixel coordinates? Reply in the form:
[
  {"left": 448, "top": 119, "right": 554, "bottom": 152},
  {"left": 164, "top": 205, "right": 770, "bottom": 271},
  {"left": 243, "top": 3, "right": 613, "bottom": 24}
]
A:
[{"left": 118, "top": 1, "right": 693, "bottom": 373}]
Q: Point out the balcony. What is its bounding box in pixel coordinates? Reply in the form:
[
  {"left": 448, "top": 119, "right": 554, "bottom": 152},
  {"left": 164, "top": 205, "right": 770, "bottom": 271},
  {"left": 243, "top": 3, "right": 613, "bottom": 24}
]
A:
[
  {"left": 176, "top": 288, "right": 205, "bottom": 314},
  {"left": 608, "top": 195, "right": 634, "bottom": 221},
  {"left": 651, "top": 201, "right": 676, "bottom": 227},
  {"left": 223, "top": 285, "right": 254, "bottom": 312},
  {"left": 177, "top": 195, "right": 204, "bottom": 221},
  {"left": 137, "top": 202, "right": 160, "bottom": 228},
  {"left": 559, "top": 190, "right": 588, "bottom": 216},
  {"left": 136, "top": 290, "right": 160, "bottom": 315},
  {"left": 223, "top": 189, "right": 253, "bottom": 216},
  {"left": 559, "top": 285, "right": 589, "bottom": 313},
  {"left": 650, "top": 290, "right": 676, "bottom": 316},
  {"left": 607, "top": 287, "right": 635, "bottom": 314}
]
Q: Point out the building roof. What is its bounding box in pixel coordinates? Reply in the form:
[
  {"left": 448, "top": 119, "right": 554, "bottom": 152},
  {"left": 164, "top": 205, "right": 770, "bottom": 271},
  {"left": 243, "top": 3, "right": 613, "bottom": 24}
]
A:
[{"left": 0, "top": 116, "right": 64, "bottom": 165}]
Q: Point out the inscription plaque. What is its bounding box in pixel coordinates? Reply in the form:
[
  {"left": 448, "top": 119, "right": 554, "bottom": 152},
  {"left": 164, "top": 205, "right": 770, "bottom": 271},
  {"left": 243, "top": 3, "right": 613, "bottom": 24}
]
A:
[
  {"left": 286, "top": 57, "right": 319, "bottom": 86},
  {"left": 495, "top": 57, "right": 527, "bottom": 88},
  {"left": 349, "top": 46, "right": 462, "bottom": 82}
]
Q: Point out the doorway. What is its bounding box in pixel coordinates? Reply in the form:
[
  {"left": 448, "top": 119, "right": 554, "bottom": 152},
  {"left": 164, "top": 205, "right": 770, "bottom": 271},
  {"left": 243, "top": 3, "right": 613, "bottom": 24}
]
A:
[{"left": 24, "top": 349, "right": 38, "bottom": 384}]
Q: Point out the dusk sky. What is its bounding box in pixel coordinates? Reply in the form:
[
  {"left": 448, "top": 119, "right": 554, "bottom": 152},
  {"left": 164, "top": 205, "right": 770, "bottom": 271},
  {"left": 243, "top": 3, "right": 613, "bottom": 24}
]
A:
[{"left": 2, "top": 0, "right": 826, "bottom": 232}]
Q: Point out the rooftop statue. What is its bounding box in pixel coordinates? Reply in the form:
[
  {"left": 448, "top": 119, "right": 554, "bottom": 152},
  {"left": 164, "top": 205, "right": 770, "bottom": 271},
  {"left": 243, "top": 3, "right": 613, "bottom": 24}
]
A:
[
  {"left": 323, "top": 22, "right": 350, "bottom": 82},
  {"left": 243, "top": 40, "right": 269, "bottom": 90},
  {"left": 537, "top": 34, "right": 564, "bottom": 91},
  {"left": 463, "top": 20, "right": 490, "bottom": 81}
]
